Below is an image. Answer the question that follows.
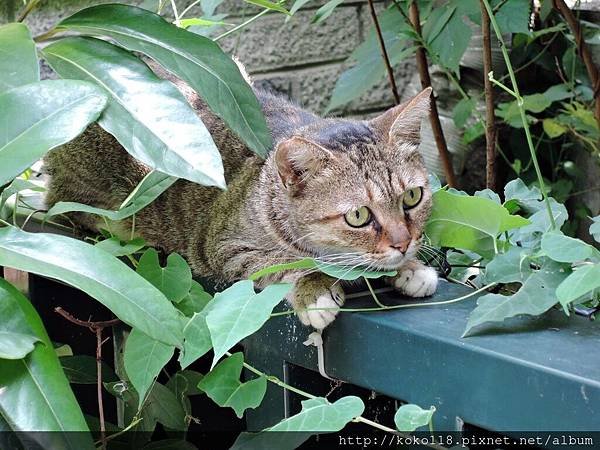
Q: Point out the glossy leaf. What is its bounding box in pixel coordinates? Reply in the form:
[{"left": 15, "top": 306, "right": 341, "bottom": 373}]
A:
[
  {"left": 541, "top": 231, "right": 596, "bottom": 263},
  {"left": 0, "top": 80, "right": 107, "bottom": 186},
  {"left": 206, "top": 280, "right": 292, "bottom": 367},
  {"left": 394, "top": 404, "right": 436, "bottom": 432},
  {"left": 124, "top": 328, "right": 175, "bottom": 407},
  {"left": 425, "top": 189, "right": 530, "bottom": 257},
  {"left": 556, "top": 264, "right": 600, "bottom": 310},
  {"left": 137, "top": 249, "right": 192, "bottom": 303},
  {"left": 0, "top": 227, "right": 183, "bottom": 347},
  {"left": 47, "top": 170, "right": 177, "bottom": 221},
  {"left": 56, "top": 4, "right": 272, "bottom": 157},
  {"left": 231, "top": 396, "right": 365, "bottom": 449},
  {"left": 0, "top": 23, "right": 39, "bottom": 93},
  {"left": 42, "top": 37, "right": 225, "bottom": 188},
  {"left": 0, "top": 282, "right": 40, "bottom": 359},
  {"left": 464, "top": 261, "right": 568, "bottom": 336},
  {"left": 0, "top": 279, "right": 93, "bottom": 447},
  {"left": 61, "top": 355, "right": 117, "bottom": 384},
  {"left": 197, "top": 352, "right": 267, "bottom": 417}
]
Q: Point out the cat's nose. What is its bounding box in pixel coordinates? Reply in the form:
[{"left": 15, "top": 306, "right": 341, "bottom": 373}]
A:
[{"left": 390, "top": 241, "right": 410, "bottom": 253}]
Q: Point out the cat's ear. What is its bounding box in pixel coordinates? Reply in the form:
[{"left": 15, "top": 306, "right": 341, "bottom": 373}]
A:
[
  {"left": 371, "top": 87, "right": 431, "bottom": 144},
  {"left": 274, "top": 136, "right": 332, "bottom": 195}
]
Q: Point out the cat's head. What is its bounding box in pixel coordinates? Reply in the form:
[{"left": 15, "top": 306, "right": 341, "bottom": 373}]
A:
[{"left": 273, "top": 88, "right": 433, "bottom": 271}]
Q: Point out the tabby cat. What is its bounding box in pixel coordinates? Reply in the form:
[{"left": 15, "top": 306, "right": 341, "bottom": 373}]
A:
[{"left": 45, "top": 65, "right": 438, "bottom": 329}]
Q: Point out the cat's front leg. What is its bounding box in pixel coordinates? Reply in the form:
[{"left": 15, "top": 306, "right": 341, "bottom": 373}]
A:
[
  {"left": 389, "top": 260, "right": 438, "bottom": 298},
  {"left": 289, "top": 273, "right": 345, "bottom": 329}
]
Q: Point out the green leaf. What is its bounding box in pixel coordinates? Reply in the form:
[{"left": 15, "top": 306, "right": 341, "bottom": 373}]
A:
[
  {"left": 0, "top": 23, "right": 39, "bottom": 93},
  {"left": 95, "top": 237, "right": 146, "bottom": 257},
  {"left": 452, "top": 97, "right": 475, "bottom": 128},
  {"left": 176, "top": 280, "right": 212, "bottom": 317},
  {"left": 207, "top": 280, "right": 292, "bottom": 367},
  {"left": 326, "top": 8, "right": 413, "bottom": 111},
  {"left": 179, "top": 17, "right": 227, "bottom": 29},
  {"left": 0, "top": 279, "right": 93, "bottom": 446},
  {"left": 541, "top": 231, "right": 596, "bottom": 263},
  {"left": 0, "top": 227, "right": 183, "bottom": 347},
  {"left": 394, "top": 404, "right": 436, "bottom": 432},
  {"left": 590, "top": 216, "right": 600, "bottom": 243},
  {"left": 494, "top": 0, "right": 530, "bottom": 34},
  {"left": 543, "top": 118, "right": 568, "bottom": 138},
  {"left": 47, "top": 171, "right": 178, "bottom": 221},
  {"left": 137, "top": 249, "right": 192, "bottom": 303},
  {"left": 483, "top": 246, "right": 532, "bottom": 283},
  {"left": 245, "top": 0, "right": 290, "bottom": 14},
  {"left": 0, "top": 80, "right": 107, "bottom": 186},
  {"left": 425, "top": 189, "right": 530, "bottom": 257},
  {"left": 0, "top": 283, "right": 41, "bottom": 359},
  {"left": 428, "top": 7, "right": 471, "bottom": 73},
  {"left": 61, "top": 355, "right": 117, "bottom": 384},
  {"left": 289, "top": 0, "right": 312, "bottom": 15},
  {"left": 145, "top": 382, "right": 187, "bottom": 430},
  {"left": 231, "top": 396, "right": 365, "bottom": 449},
  {"left": 179, "top": 304, "right": 213, "bottom": 369},
  {"left": 423, "top": 6, "right": 456, "bottom": 43},
  {"left": 249, "top": 258, "right": 316, "bottom": 281},
  {"left": 42, "top": 37, "right": 225, "bottom": 188},
  {"left": 56, "top": 4, "right": 272, "bottom": 158},
  {"left": 464, "top": 261, "right": 568, "bottom": 336},
  {"left": 312, "top": 0, "right": 345, "bottom": 23},
  {"left": 463, "top": 121, "right": 485, "bottom": 143},
  {"left": 315, "top": 261, "right": 396, "bottom": 280},
  {"left": 124, "top": 328, "right": 175, "bottom": 408},
  {"left": 556, "top": 264, "right": 600, "bottom": 310},
  {"left": 197, "top": 352, "right": 267, "bottom": 418}
]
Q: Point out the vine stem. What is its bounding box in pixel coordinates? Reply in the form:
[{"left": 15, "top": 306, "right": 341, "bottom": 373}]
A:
[
  {"left": 270, "top": 283, "right": 495, "bottom": 316},
  {"left": 364, "top": 277, "right": 388, "bottom": 308},
  {"left": 480, "top": 0, "right": 497, "bottom": 191},
  {"left": 480, "top": 0, "right": 556, "bottom": 229},
  {"left": 367, "top": 0, "right": 400, "bottom": 104},
  {"left": 408, "top": 1, "right": 457, "bottom": 187},
  {"left": 214, "top": 7, "right": 271, "bottom": 41},
  {"left": 227, "top": 351, "right": 399, "bottom": 434},
  {"left": 17, "top": 0, "right": 40, "bottom": 22}
]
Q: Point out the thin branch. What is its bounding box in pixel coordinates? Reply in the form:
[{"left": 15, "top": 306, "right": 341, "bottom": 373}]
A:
[
  {"left": 54, "top": 307, "right": 121, "bottom": 449},
  {"left": 552, "top": 0, "right": 600, "bottom": 127},
  {"left": 480, "top": 0, "right": 497, "bottom": 190},
  {"left": 17, "top": 0, "right": 40, "bottom": 22},
  {"left": 408, "top": 2, "right": 457, "bottom": 187},
  {"left": 367, "top": 0, "right": 400, "bottom": 104}
]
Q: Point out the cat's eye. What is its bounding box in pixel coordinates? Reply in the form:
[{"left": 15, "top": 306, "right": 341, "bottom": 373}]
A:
[
  {"left": 344, "top": 206, "right": 372, "bottom": 228},
  {"left": 403, "top": 187, "right": 423, "bottom": 209}
]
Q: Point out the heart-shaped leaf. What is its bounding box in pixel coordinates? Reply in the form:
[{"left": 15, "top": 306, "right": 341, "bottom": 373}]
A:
[
  {"left": 394, "top": 404, "right": 436, "bottom": 432},
  {"left": 137, "top": 249, "right": 192, "bottom": 303},
  {"left": 197, "top": 352, "right": 267, "bottom": 417},
  {"left": 206, "top": 280, "right": 291, "bottom": 367}
]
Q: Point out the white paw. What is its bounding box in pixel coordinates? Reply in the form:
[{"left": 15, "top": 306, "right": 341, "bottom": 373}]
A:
[
  {"left": 297, "top": 290, "right": 344, "bottom": 330},
  {"left": 393, "top": 265, "right": 438, "bottom": 297}
]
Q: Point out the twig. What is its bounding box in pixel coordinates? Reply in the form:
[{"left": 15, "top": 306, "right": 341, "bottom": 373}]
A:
[
  {"left": 480, "top": 0, "right": 497, "bottom": 190},
  {"left": 408, "top": 2, "right": 457, "bottom": 187},
  {"left": 17, "top": 0, "right": 40, "bottom": 22},
  {"left": 552, "top": 0, "right": 600, "bottom": 127},
  {"left": 54, "top": 307, "right": 121, "bottom": 449},
  {"left": 367, "top": 0, "right": 400, "bottom": 104}
]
